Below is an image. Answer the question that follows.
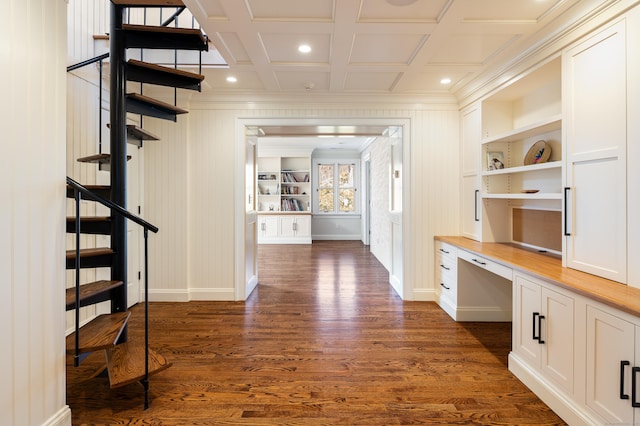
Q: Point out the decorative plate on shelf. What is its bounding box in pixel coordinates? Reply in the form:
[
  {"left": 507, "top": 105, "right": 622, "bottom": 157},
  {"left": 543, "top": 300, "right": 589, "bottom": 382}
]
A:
[
  {"left": 524, "top": 140, "right": 551, "bottom": 165},
  {"left": 521, "top": 189, "right": 540, "bottom": 193}
]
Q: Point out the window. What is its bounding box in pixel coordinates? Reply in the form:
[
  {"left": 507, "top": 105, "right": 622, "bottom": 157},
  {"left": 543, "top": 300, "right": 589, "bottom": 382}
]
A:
[{"left": 314, "top": 160, "right": 359, "bottom": 214}]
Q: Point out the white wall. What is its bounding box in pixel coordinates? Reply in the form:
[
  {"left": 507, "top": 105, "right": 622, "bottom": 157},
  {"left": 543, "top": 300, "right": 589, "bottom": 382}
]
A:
[
  {"left": 143, "top": 98, "right": 460, "bottom": 301},
  {"left": 1, "top": 0, "right": 71, "bottom": 424}
]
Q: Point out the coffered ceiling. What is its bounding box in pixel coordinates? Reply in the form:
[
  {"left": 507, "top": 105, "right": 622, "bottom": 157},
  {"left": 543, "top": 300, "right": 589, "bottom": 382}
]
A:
[{"left": 183, "top": 0, "right": 583, "bottom": 97}]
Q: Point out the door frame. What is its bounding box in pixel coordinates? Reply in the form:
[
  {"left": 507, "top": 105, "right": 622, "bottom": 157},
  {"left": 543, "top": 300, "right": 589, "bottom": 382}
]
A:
[{"left": 234, "top": 117, "right": 412, "bottom": 300}]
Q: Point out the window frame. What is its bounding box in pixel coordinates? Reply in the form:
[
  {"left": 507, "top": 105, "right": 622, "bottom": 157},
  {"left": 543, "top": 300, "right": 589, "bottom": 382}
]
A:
[{"left": 312, "top": 158, "right": 360, "bottom": 215}]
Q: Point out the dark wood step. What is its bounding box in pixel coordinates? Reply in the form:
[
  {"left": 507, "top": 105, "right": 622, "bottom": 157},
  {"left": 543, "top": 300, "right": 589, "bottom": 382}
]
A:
[
  {"left": 107, "top": 123, "right": 160, "bottom": 147},
  {"left": 106, "top": 341, "right": 172, "bottom": 389},
  {"left": 127, "top": 59, "right": 204, "bottom": 91},
  {"left": 112, "top": 0, "right": 184, "bottom": 6},
  {"left": 122, "top": 24, "right": 208, "bottom": 51},
  {"left": 66, "top": 280, "right": 124, "bottom": 310},
  {"left": 66, "top": 311, "right": 131, "bottom": 355},
  {"left": 76, "top": 153, "right": 132, "bottom": 171},
  {"left": 66, "top": 216, "right": 112, "bottom": 235},
  {"left": 66, "top": 184, "right": 111, "bottom": 201},
  {"left": 66, "top": 247, "right": 114, "bottom": 269},
  {"left": 126, "top": 92, "right": 188, "bottom": 122}
]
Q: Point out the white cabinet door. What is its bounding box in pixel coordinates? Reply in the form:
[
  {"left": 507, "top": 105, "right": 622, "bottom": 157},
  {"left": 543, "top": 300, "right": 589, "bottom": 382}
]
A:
[
  {"left": 540, "top": 286, "right": 575, "bottom": 394},
  {"left": 294, "top": 215, "right": 311, "bottom": 238},
  {"left": 258, "top": 216, "right": 278, "bottom": 240},
  {"left": 513, "top": 274, "right": 543, "bottom": 366},
  {"left": 279, "top": 216, "right": 297, "bottom": 238},
  {"left": 563, "top": 19, "right": 627, "bottom": 283},
  {"left": 460, "top": 105, "right": 482, "bottom": 241},
  {"left": 585, "top": 305, "right": 635, "bottom": 425},
  {"left": 513, "top": 273, "right": 575, "bottom": 394}
]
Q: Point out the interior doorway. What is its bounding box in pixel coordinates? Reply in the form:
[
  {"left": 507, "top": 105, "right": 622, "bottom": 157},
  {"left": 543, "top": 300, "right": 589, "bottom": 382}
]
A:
[{"left": 235, "top": 118, "right": 410, "bottom": 300}]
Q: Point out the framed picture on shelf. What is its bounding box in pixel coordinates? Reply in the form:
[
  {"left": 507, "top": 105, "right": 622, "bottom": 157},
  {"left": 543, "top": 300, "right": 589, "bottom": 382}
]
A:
[{"left": 487, "top": 151, "right": 505, "bottom": 170}]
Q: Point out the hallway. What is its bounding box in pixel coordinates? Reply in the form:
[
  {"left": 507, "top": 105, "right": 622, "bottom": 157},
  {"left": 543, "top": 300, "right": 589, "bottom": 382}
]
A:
[{"left": 66, "top": 241, "right": 565, "bottom": 424}]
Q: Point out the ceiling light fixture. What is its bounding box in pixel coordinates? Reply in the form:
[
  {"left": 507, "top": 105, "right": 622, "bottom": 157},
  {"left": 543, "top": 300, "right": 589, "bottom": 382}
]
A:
[
  {"left": 298, "top": 44, "right": 312, "bottom": 53},
  {"left": 226, "top": 76, "right": 237, "bottom": 83},
  {"left": 440, "top": 77, "right": 452, "bottom": 85}
]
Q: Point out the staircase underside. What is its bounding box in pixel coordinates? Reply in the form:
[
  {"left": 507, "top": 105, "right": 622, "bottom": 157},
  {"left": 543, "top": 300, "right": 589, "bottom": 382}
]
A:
[
  {"left": 112, "top": 0, "right": 185, "bottom": 6},
  {"left": 127, "top": 59, "right": 204, "bottom": 91},
  {"left": 126, "top": 92, "right": 189, "bottom": 121}
]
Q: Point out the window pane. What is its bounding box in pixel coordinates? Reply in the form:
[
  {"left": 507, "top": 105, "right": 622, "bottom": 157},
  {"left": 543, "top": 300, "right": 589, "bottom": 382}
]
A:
[
  {"left": 319, "top": 164, "right": 334, "bottom": 188},
  {"left": 339, "top": 164, "right": 354, "bottom": 187},
  {"left": 319, "top": 189, "right": 334, "bottom": 212},
  {"left": 339, "top": 189, "right": 355, "bottom": 212}
]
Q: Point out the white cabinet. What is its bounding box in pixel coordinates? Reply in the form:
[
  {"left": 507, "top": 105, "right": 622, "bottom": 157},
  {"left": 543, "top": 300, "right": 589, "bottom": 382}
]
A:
[
  {"left": 563, "top": 18, "right": 628, "bottom": 284},
  {"left": 512, "top": 273, "right": 575, "bottom": 395},
  {"left": 460, "top": 105, "right": 482, "bottom": 241},
  {"left": 257, "top": 214, "right": 311, "bottom": 244},
  {"left": 279, "top": 215, "right": 310, "bottom": 240},
  {"left": 435, "top": 241, "right": 457, "bottom": 317},
  {"left": 585, "top": 303, "right": 640, "bottom": 425}
]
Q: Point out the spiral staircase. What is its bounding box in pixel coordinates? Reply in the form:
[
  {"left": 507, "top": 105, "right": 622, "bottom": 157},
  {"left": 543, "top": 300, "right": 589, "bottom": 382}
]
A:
[{"left": 66, "top": 0, "right": 207, "bottom": 408}]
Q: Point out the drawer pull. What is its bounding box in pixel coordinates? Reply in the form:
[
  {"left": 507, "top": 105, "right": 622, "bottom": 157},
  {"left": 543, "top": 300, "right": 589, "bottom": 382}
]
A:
[
  {"left": 621, "top": 361, "right": 630, "bottom": 400},
  {"left": 472, "top": 258, "right": 487, "bottom": 266},
  {"left": 439, "top": 248, "right": 450, "bottom": 254},
  {"left": 440, "top": 283, "right": 450, "bottom": 290},
  {"left": 440, "top": 264, "right": 450, "bottom": 271}
]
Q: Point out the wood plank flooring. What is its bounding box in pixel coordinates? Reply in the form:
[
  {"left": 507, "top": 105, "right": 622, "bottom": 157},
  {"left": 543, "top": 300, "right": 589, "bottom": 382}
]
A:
[{"left": 66, "top": 240, "right": 566, "bottom": 425}]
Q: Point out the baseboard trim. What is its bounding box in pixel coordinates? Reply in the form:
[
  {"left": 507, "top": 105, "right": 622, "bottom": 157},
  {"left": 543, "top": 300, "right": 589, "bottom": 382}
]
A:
[
  {"left": 148, "top": 288, "right": 190, "bottom": 302},
  {"left": 42, "top": 405, "right": 71, "bottom": 426},
  {"left": 412, "top": 288, "right": 436, "bottom": 301},
  {"left": 508, "top": 353, "right": 595, "bottom": 426},
  {"left": 188, "top": 288, "right": 236, "bottom": 301}
]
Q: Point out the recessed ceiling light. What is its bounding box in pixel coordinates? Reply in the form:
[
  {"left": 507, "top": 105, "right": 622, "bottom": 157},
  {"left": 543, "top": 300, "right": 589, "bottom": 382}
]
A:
[
  {"left": 440, "top": 77, "right": 452, "bottom": 85},
  {"left": 298, "top": 44, "right": 312, "bottom": 53},
  {"left": 226, "top": 76, "right": 237, "bottom": 83}
]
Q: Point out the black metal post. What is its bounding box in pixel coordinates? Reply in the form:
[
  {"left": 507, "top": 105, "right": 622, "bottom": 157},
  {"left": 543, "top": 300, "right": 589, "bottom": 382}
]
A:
[
  {"left": 143, "top": 227, "right": 150, "bottom": 409},
  {"left": 74, "top": 190, "right": 82, "bottom": 367},
  {"left": 110, "top": 4, "right": 128, "bottom": 317}
]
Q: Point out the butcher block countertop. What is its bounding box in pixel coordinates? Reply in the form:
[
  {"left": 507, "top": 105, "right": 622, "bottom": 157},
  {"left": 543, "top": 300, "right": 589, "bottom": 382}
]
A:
[{"left": 435, "top": 236, "right": 640, "bottom": 318}]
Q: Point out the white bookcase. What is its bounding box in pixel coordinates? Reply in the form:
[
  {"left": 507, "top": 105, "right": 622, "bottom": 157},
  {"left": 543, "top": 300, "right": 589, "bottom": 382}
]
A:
[{"left": 256, "top": 151, "right": 312, "bottom": 244}]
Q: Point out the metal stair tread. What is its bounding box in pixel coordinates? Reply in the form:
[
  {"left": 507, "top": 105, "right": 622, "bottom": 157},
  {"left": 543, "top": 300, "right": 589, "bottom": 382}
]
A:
[
  {"left": 126, "top": 92, "right": 189, "bottom": 121},
  {"left": 126, "top": 59, "right": 204, "bottom": 91},
  {"left": 106, "top": 341, "right": 172, "bottom": 389},
  {"left": 66, "top": 280, "right": 124, "bottom": 310},
  {"left": 122, "top": 24, "right": 208, "bottom": 51},
  {"left": 66, "top": 311, "right": 131, "bottom": 355},
  {"left": 107, "top": 123, "right": 160, "bottom": 142},
  {"left": 66, "top": 184, "right": 110, "bottom": 200}
]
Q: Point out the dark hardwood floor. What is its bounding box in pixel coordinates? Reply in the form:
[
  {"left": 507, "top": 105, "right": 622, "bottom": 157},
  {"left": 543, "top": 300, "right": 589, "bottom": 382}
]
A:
[{"left": 67, "top": 240, "right": 566, "bottom": 425}]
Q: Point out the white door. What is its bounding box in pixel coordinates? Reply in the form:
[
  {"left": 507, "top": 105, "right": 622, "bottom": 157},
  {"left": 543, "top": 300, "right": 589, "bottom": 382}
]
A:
[
  {"left": 513, "top": 275, "right": 542, "bottom": 366},
  {"left": 564, "top": 20, "right": 627, "bottom": 283},
  {"left": 389, "top": 128, "right": 403, "bottom": 298},
  {"left": 244, "top": 138, "right": 258, "bottom": 298},
  {"left": 126, "top": 140, "right": 141, "bottom": 307}
]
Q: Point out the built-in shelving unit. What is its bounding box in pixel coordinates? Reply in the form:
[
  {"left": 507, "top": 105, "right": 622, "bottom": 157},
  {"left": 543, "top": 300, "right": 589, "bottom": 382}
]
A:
[{"left": 257, "top": 156, "right": 311, "bottom": 213}]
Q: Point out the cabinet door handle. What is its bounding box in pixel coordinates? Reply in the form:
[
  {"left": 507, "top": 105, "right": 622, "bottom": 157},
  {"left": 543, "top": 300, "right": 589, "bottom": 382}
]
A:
[
  {"left": 439, "top": 248, "right": 450, "bottom": 254},
  {"left": 564, "top": 187, "right": 571, "bottom": 236},
  {"left": 474, "top": 189, "right": 480, "bottom": 222},
  {"left": 532, "top": 312, "right": 546, "bottom": 344},
  {"left": 293, "top": 222, "right": 297, "bottom": 231},
  {"left": 532, "top": 312, "right": 539, "bottom": 341},
  {"left": 261, "top": 222, "right": 266, "bottom": 231},
  {"left": 440, "top": 283, "right": 450, "bottom": 290},
  {"left": 472, "top": 258, "right": 486, "bottom": 266},
  {"left": 621, "top": 361, "right": 631, "bottom": 400},
  {"left": 633, "top": 366, "right": 640, "bottom": 408},
  {"left": 440, "top": 264, "right": 450, "bottom": 271},
  {"left": 538, "top": 314, "right": 545, "bottom": 344}
]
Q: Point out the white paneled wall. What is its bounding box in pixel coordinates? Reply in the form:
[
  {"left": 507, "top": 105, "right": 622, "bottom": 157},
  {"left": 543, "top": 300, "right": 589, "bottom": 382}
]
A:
[
  {"left": 1, "top": 0, "right": 70, "bottom": 425},
  {"left": 144, "top": 100, "right": 460, "bottom": 301}
]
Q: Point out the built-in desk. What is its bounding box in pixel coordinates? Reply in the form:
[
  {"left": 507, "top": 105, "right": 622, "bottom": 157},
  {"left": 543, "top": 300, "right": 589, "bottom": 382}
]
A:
[
  {"left": 435, "top": 235, "right": 640, "bottom": 317},
  {"left": 435, "top": 236, "right": 640, "bottom": 426}
]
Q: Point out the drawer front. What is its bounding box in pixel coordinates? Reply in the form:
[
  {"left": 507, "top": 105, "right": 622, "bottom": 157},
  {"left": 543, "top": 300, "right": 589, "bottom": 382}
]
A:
[
  {"left": 436, "top": 241, "right": 456, "bottom": 260},
  {"left": 457, "top": 249, "right": 512, "bottom": 281},
  {"left": 438, "top": 267, "right": 457, "bottom": 300}
]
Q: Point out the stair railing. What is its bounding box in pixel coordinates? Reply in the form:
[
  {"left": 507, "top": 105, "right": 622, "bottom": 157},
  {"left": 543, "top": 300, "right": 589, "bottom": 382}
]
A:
[{"left": 66, "top": 176, "right": 158, "bottom": 408}]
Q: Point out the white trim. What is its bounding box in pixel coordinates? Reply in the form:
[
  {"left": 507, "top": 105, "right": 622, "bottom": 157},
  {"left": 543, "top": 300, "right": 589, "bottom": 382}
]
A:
[
  {"left": 189, "top": 288, "right": 236, "bottom": 301},
  {"left": 412, "top": 288, "right": 436, "bottom": 302},
  {"left": 509, "top": 353, "right": 596, "bottom": 426},
  {"left": 148, "top": 289, "right": 190, "bottom": 302},
  {"left": 313, "top": 234, "right": 361, "bottom": 241},
  {"left": 41, "top": 406, "right": 71, "bottom": 426}
]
